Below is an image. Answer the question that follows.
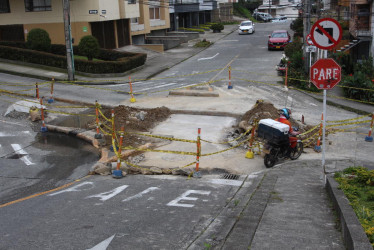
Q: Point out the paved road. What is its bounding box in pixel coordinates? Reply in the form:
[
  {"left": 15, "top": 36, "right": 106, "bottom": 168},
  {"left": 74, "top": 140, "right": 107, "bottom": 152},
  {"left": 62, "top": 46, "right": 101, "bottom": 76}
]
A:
[{"left": 0, "top": 172, "right": 264, "bottom": 249}]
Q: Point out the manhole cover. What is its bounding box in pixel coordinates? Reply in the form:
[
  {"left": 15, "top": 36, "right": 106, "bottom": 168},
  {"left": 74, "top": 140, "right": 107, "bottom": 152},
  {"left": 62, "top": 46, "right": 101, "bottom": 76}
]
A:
[{"left": 221, "top": 174, "right": 240, "bottom": 180}]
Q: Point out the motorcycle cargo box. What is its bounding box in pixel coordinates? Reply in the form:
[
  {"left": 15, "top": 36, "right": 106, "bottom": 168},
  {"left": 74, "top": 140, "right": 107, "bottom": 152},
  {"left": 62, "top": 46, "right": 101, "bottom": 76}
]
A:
[{"left": 257, "top": 119, "right": 289, "bottom": 144}]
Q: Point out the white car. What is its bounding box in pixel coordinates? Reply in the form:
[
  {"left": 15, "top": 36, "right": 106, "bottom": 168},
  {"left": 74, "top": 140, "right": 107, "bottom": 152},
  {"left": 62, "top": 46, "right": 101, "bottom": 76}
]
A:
[
  {"left": 238, "top": 21, "right": 255, "bottom": 34},
  {"left": 271, "top": 16, "right": 288, "bottom": 23}
]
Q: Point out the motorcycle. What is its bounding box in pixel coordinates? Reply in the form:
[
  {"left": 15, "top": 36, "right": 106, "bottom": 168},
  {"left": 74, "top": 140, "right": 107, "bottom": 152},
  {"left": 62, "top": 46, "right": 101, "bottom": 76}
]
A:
[{"left": 263, "top": 128, "right": 303, "bottom": 168}]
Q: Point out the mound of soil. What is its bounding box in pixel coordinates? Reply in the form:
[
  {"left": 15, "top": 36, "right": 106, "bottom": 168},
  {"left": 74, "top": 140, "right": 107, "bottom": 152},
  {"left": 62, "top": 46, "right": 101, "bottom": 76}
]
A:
[
  {"left": 100, "top": 106, "right": 172, "bottom": 148},
  {"left": 240, "top": 100, "right": 299, "bottom": 128}
]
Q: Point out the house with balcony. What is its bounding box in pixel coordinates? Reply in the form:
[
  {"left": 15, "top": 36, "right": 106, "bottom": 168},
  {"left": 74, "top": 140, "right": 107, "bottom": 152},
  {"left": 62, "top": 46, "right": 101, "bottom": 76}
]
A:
[
  {"left": 348, "top": 0, "right": 372, "bottom": 62},
  {"left": 169, "top": 0, "right": 217, "bottom": 31},
  {"left": 130, "top": 0, "right": 170, "bottom": 45},
  {"left": 0, "top": 0, "right": 169, "bottom": 50}
]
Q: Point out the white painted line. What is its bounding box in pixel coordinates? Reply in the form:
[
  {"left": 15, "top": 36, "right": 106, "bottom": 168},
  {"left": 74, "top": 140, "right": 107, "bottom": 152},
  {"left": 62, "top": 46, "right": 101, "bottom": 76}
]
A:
[
  {"left": 10, "top": 144, "right": 34, "bottom": 166},
  {"left": 197, "top": 53, "right": 219, "bottom": 61},
  {"left": 167, "top": 190, "right": 211, "bottom": 208},
  {"left": 48, "top": 181, "right": 94, "bottom": 196},
  {"left": 0, "top": 131, "right": 31, "bottom": 137},
  {"left": 136, "top": 82, "right": 178, "bottom": 92},
  {"left": 86, "top": 185, "right": 129, "bottom": 201},
  {"left": 217, "top": 87, "right": 233, "bottom": 96},
  {"left": 0, "top": 119, "right": 25, "bottom": 126},
  {"left": 235, "top": 86, "right": 249, "bottom": 92},
  {"left": 208, "top": 179, "right": 243, "bottom": 186},
  {"left": 309, "top": 103, "right": 318, "bottom": 106},
  {"left": 122, "top": 187, "right": 160, "bottom": 202},
  {"left": 87, "top": 234, "right": 115, "bottom": 250}
]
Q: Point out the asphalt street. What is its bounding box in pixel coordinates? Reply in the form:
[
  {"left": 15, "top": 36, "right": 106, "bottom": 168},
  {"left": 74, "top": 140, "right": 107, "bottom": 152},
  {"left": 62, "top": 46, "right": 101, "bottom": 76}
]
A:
[{"left": 0, "top": 21, "right": 373, "bottom": 249}]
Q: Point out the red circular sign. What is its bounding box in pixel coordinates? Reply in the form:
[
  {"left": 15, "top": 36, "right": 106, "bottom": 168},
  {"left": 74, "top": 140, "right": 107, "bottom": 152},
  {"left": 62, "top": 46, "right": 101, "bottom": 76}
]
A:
[
  {"left": 310, "top": 18, "right": 342, "bottom": 50},
  {"left": 310, "top": 59, "right": 341, "bottom": 89},
  {"left": 306, "top": 34, "right": 314, "bottom": 45}
]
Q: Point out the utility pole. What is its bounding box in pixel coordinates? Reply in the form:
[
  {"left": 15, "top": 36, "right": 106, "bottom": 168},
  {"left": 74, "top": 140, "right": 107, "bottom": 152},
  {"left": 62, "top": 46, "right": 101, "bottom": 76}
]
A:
[
  {"left": 304, "top": 0, "right": 312, "bottom": 72},
  {"left": 63, "top": 0, "right": 74, "bottom": 81}
]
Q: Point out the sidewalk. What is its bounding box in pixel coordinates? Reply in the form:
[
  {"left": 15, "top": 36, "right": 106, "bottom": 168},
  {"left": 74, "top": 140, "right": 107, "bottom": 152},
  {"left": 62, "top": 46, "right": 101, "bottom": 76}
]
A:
[
  {"left": 0, "top": 25, "right": 239, "bottom": 83},
  {"left": 1, "top": 23, "right": 373, "bottom": 249}
]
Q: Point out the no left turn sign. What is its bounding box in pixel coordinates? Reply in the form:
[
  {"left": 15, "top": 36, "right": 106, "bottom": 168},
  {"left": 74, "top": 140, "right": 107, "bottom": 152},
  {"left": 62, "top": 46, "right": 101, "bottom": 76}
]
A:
[{"left": 310, "top": 18, "right": 342, "bottom": 50}]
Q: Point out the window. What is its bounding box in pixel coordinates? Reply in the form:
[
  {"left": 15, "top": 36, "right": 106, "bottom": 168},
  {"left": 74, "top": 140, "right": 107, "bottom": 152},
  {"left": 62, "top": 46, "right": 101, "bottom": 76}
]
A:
[
  {"left": 131, "top": 18, "right": 138, "bottom": 24},
  {"left": 0, "top": 0, "right": 10, "bottom": 13},
  {"left": 149, "top": 7, "right": 160, "bottom": 20},
  {"left": 128, "top": 0, "right": 136, "bottom": 4},
  {"left": 24, "top": 0, "right": 51, "bottom": 12}
]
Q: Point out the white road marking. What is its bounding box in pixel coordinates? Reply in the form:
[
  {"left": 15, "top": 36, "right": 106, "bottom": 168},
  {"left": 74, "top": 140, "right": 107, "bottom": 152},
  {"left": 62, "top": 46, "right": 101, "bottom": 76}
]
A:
[
  {"left": 167, "top": 190, "right": 211, "bottom": 208},
  {"left": 86, "top": 185, "right": 129, "bottom": 201},
  {"left": 0, "top": 119, "right": 25, "bottom": 126},
  {"left": 136, "top": 82, "right": 178, "bottom": 92},
  {"left": 122, "top": 187, "right": 160, "bottom": 202},
  {"left": 10, "top": 144, "right": 34, "bottom": 166},
  {"left": 48, "top": 181, "right": 94, "bottom": 196},
  {"left": 208, "top": 179, "right": 243, "bottom": 186},
  {"left": 309, "top": 103, "right": 318, "bottom": 106},
  {"left": 0, "top": 131, "right": 31, "bottom": 137},
  {"left": 197, "top": 53, "right": 219, "bottom": 61},
  {"left": 217, "top": 87, "right": 233, "bottom": 96},
  {"left": 87, "top": 234, "right": 115, "bottom": 250},
  {"left": 235, "top": 86, "right": 249, "bottom": 92}
]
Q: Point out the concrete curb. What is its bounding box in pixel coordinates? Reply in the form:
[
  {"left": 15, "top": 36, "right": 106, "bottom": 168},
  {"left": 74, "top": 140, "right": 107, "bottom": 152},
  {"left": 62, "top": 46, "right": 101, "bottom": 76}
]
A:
[{"left": 326, "top": 176, "right": 372, "bottom": 250}]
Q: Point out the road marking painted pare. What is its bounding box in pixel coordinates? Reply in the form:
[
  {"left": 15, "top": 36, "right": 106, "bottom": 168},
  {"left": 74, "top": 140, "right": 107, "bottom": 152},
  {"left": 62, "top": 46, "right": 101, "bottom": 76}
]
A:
[
  {"left": 11, "top": 144, "right": 34, "bottom": 166},
  {"left": 167, "top": 190, "right": 211, "bottom": 208}
]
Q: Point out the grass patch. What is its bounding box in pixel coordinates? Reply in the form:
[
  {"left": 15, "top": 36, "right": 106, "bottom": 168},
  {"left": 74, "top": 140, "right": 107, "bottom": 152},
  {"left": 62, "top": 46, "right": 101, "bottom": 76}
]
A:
[
  {"left": 194, "top": 39, "right": 213, "bottom": 48},
  {"left": 74, "top": 55, "right": 103, "bottom": 61},
  {"left": 335, "top": 167, "right": 374, "bottom": 247}
]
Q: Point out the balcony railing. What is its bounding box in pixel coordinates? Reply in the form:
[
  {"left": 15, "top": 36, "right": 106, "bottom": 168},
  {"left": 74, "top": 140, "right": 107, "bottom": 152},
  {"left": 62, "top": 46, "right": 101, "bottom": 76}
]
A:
[{"left": 170, "top": 0, "right": 199, "bottom": 4}]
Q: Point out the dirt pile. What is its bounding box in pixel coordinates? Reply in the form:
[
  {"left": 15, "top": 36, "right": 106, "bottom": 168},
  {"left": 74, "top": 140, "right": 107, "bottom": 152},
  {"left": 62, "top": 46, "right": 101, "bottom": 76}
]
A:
[
  {"left": 239, "top": 100, "right": 299, "bottom": 130},
  {"left": 98, "top": 105, "right": 172, "bottom": 148}
]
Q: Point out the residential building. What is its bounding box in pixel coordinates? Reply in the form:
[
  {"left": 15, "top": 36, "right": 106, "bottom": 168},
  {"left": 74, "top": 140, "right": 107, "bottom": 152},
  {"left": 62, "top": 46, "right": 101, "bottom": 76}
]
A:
[
  {"left": 348, "top": 0, "right": 372, "bottom": 61},
  {"left": 257, "top": 0, "right": 300, "bottom": 20},
  {"left": 0, "top": 0, "right": 169, "bottom": 49},
  {"left": 169, "top": 0, "right": 217, "bottom": 30}
]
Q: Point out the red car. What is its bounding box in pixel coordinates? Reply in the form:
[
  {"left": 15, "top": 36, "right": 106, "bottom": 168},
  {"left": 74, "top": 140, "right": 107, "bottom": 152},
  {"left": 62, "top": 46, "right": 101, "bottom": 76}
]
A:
[{"left": 268, "top": 30, "right": 291, "bottom": 50}]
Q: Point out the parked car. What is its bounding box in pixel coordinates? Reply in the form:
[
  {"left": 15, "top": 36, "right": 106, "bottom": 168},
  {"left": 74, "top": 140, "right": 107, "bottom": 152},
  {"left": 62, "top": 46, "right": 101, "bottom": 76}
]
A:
[
  {"left": 253, "top": 12, "right": 272, "bottom": 22},
  {"left": 238, "top": 21, "right": 255, "bottom": 34},
  {"left": 268, "top": 30, "right": 291, "bottom": 50},
  {"left": 271, "top": 16, "right": 288, "bottom": 23}
]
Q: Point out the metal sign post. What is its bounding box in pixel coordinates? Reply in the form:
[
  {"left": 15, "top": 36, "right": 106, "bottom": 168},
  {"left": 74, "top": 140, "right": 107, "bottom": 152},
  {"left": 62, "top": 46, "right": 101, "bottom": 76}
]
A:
[{"left": 322, "top": 50, "right": 327, "bottom": 183}]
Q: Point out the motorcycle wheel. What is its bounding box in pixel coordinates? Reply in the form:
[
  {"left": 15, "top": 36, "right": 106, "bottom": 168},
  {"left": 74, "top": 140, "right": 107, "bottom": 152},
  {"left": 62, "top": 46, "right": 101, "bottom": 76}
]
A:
[
  {"left": 264, "top": 153, "right": 277, "bottom": 168},
  {"left": 289, "top": 142, "right": 303, "bottom": 160}
]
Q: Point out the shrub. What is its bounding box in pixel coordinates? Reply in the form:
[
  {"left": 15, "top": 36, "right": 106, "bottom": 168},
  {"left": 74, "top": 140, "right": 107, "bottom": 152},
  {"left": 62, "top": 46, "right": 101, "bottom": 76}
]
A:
[
  {"left": 26, "top": 28, "right": 51, "bottom": 52},
  {"left": 290, "top": 17, "right": 303, "bottom": 38},
  {"left": 78, "top": 35, "right": 100, "bottom": 61},
  {"left": 0, "top": 44, "right": 146, "bottom": 74},
  {"left": 210, "top": 23, "right": 224, "bottom": 31},
  {"left": 367, "top": 191, "right": 374, "bottom": 201}
]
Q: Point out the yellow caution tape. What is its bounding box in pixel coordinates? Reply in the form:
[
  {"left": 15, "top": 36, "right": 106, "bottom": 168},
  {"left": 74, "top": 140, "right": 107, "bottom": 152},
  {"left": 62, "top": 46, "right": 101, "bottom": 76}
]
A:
[
  {"left": 327, "top": 114, "right": 370, "bottom": 123},
  {"left": 299, "top": 124, "right": 320, "bottom": 136},
  {"left": 46, "top": 109, "right": 95, "bottom": 116},
  {"left": 122, "top": 146, "right": 197, "bottom": 156},
  {"left": 201, "top": 138, "right": 249, "bottom": 157},
  {"left": 130, "top": 132, "right": 197, "bottom": 143},
  {"left": 326, "top": 119, "right": 371, "bottom": 128},
  {"left": 97, "top": 108, "right": 112, "bottom": 122},
  {"left": 201, "top": 127, "right": 252, "bottom": 144}
]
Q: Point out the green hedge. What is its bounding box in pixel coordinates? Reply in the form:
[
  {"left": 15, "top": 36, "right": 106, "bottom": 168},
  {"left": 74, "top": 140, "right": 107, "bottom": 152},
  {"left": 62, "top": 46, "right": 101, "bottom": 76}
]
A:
[{"left": 0, "top": 42, "right": 147, "bottom": 74}]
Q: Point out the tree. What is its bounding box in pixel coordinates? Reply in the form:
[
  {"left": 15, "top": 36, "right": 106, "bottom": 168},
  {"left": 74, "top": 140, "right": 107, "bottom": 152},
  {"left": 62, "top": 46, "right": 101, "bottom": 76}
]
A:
[
  {"left": 78, "top": 35, "right": 100, "bottom": 61},
  {"left": 26, "top": 28, "right": 51, "bottom": 52}
]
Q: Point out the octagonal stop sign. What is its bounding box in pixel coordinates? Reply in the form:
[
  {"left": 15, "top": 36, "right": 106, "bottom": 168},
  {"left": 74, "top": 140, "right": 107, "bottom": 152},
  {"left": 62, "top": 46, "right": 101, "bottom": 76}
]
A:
[{"left": 310, "top": 58, "right": 341, "bottom": 90}]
